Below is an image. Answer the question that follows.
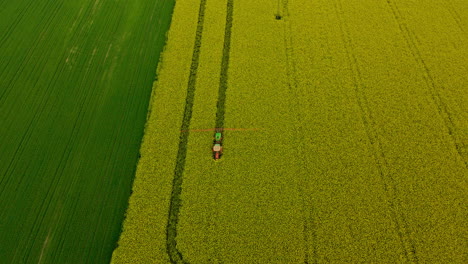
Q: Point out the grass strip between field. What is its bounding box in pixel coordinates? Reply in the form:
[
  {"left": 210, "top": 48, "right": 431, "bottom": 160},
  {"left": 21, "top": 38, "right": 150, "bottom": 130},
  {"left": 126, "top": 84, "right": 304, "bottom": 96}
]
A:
[
  {"left": 166, "top": 0, "right": 207, "bottom": 262},
  {"left": 215, "top": 0, "right": 234, "bottom": 130}
]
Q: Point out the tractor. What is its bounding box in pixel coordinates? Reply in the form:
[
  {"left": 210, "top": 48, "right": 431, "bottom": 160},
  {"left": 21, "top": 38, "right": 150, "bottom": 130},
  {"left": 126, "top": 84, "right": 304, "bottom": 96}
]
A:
[{"left": 212, "top": 130, "right": 223, "bottom": 160}]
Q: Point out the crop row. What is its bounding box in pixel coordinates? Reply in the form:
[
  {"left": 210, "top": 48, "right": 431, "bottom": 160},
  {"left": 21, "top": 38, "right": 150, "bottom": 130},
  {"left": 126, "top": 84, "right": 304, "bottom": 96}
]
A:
[{"left": 0, "top": 0, "right": 175, "bottom": 262}]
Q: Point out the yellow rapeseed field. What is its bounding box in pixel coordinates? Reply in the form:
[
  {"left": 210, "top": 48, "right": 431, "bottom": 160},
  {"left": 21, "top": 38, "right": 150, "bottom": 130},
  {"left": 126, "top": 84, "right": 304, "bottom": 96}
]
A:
[{"left": 112, "top": 0, "right": 467, "bottom": 263}]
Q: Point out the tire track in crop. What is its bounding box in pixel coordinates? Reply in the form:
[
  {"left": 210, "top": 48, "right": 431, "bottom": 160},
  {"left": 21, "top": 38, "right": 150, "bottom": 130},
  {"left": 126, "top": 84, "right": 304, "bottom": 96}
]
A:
[
  {"left": 1, "top": 2, "right": 58, "bottom": 188},
  {"left": 19, "top": 16, "right": 108, "bottom": 261},
  {"left": 0, "top": 0, "right": 35, "bottom": 48},
  {"left": 0, "top": 0, "right": 35, "bottom": 85},
  {"left": 333, "top": 0, "right": 419, "bottom": 262},
  {"left": 446, "top": 0, "right": 465, "bottom": 34},
  {"left": 40, "top": 2, "right": 129, "bottom": 259},
  {"left": 0, "top": 0, "right": 63, "bottom": 104},
  {"left": 214, "top": 0, "right": 233, "bottom": 129},
  {"left": 10, "top": 0, "right": 124, "bottom": 260},
  {"left": 0, "top": 0, "right": 70, "bottom": 131},
  {"left": 166, "top": 0, "right": 208, "bottom": 262},
  {"left": 385, "top": 0, "right": 466, "bottom": 166},
  {"left": 1, "top": 1, "right": 86, "bottom": 260},
  {"left": 279, "top": 1, "right": 316, "bottom": 263},
  {"left": 0, "top": 1, "right": 66, "bottom": 197},
  {"left": 6, "top": 1, "right": 98, "bottom": 258}
]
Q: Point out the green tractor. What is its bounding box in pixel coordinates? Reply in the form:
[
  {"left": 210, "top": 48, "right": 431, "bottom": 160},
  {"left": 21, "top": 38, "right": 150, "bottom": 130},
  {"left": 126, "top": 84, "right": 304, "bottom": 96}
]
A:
[{"left": 212, "top": 130, "right": 223, "bottom": 160}]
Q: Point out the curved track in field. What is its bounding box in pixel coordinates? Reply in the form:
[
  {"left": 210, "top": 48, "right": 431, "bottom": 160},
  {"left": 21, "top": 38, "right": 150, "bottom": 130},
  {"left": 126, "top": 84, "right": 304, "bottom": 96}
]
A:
[
  {"left": 166, "top": 0, "right": 234, "bottom": 262},
  {"left": 165, "top": 0, "right": 208, "bottom": 262}
]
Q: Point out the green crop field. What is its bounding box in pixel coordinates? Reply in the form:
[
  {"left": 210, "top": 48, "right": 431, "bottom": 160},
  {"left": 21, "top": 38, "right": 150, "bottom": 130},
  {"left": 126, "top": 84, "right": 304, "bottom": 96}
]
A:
[
  {"left": 0, "top": 0, "right": 174, "bottom": 263},
  {"left": 113, "top": 0, "right": 467, "bottom": 263}
]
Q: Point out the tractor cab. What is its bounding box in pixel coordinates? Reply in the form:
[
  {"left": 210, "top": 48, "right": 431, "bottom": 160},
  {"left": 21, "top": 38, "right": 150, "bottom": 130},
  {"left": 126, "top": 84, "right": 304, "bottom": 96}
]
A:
[{"left": 215, "top": 132, "right": 222, "bottom": 142}]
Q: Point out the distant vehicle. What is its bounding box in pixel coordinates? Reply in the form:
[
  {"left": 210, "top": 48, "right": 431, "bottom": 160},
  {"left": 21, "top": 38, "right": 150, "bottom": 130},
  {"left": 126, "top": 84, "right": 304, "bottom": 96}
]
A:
[{"left": 213, "top": 131, "right": 223, "bottom": 160}]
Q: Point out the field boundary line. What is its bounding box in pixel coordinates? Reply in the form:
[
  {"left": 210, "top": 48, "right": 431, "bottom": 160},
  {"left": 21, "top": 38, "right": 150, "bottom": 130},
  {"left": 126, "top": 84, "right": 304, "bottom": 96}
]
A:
[
  {"left": 165, "top": 0, "right": 208, "bottom": 262},
  {"left": 333, "top": 0, "right": 419, "bottom": 262},
  {"left": 385, "top": 0, "right": 466, "bottom": 166},
  {"left": 280, "top": 1, "right": 316, "bottom": 263}
]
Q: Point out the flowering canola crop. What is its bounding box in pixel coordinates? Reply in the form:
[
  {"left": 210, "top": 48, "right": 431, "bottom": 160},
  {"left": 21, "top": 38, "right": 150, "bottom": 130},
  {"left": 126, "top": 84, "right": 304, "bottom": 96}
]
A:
[{"left": 112, "top": 0, "right": 467, "bottom": 263}]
